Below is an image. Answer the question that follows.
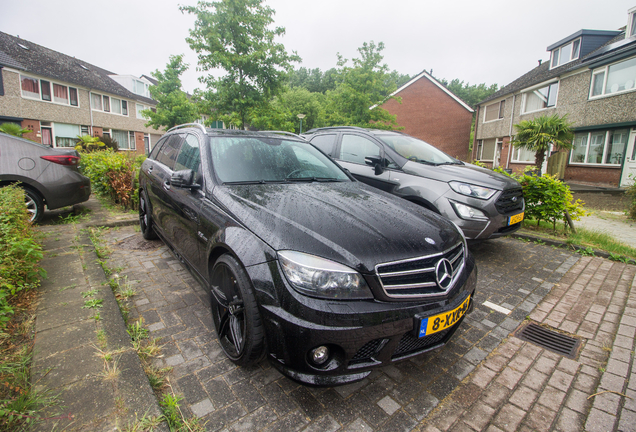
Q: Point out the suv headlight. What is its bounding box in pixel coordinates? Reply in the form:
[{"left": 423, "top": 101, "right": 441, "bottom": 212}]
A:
[
  {"left": 449, "top": 181, "right": 497, "bottom": 200},
  {"left": 278, "top": 251, "right": 372, "bottom": 300}
]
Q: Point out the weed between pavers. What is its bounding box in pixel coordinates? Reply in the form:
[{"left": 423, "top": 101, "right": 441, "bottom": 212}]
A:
[{"left": 86, "top": 227, "right": 203, "bottom": 431}]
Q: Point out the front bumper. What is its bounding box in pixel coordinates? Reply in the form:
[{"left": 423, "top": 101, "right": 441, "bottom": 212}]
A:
[{"left": 247, "top": 252, "right": 477, "bottom": 386}]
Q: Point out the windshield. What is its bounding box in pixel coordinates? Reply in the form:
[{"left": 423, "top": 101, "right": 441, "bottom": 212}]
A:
[
  {"left": 209, "top": 136, "right": 351, "bottom": 184},
  {"left": 377, "top": 134, "right": 459, "bottom": 165}
]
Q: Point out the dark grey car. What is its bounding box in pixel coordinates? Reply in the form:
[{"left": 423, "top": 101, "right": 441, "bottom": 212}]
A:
[
  {"left": 303, "top": 127, "right": 524, "bottom": 240},
  {"left": 0, "top": 131, "right": 91, "bottom": 221}
]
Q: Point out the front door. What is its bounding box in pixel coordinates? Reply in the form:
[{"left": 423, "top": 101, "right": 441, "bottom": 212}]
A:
[{"left": 620, "top": 129, "right": 636, "bottom": 187}]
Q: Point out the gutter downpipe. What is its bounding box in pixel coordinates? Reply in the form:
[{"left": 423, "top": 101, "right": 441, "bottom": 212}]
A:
[
  {"left": 472, "top": 106, "right": 480, "bottom": 162},
  {"left": 506, "top": 94, "right": 517, "bottom": 170},
  {"left": 89, "top": 89, "right": 95, "bottom": 136}
]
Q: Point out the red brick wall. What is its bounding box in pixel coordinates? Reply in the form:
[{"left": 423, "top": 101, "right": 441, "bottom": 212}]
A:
[
  {"left": 134, "top": 132, "right": 145, "bottom": 156},
  {"left": 564, "top": 166, "right": 621, "bottom": 187},
  {"left": 21, "top": 119, "right": 41, "bottom": 144},
  {"left": 382, "top": 77, "right": 473, "bottom": 160},
  {"left": 92, "top": 127, "right": 103, "bottom": 137}
]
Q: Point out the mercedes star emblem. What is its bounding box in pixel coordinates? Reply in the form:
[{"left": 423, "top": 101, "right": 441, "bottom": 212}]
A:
[{"left": 435, "top": 258, "right": 453, "bottom": 289}]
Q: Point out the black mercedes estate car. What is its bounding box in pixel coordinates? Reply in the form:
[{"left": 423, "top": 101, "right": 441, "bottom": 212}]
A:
[{"left": 138, "top": 124, "right": 477, "bottom": 385}]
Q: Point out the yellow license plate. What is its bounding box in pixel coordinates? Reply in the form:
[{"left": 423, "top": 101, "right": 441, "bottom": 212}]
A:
[
  {"left": 509, "top": 212, "right": 524, "bottom": 225},
  {"left": 418, "top": 295, "right": 471, "bottom": 337}
]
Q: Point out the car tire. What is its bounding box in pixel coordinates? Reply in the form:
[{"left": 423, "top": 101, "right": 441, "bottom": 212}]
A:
[
  {"left": 210, "top": 254, "right": 265, "bottom": 366},
  {"left": 139, "top": 192, "right": 158, "bottom": 240},
  {"left": 23, "top": 188, "right": 44, "bottom": 223}
]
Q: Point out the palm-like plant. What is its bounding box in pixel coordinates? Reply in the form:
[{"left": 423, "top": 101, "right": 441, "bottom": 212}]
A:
[
  {"left": 512, "top": 114, "right": 574, "bottom": 173},
  {"left": 0, "top": 122, "right": 31, "bottom": 137}
]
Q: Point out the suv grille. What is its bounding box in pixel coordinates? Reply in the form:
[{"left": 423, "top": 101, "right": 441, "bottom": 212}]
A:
[
  {"left": 375, "top": 243, "right": 464, "bottom": 299},
  {"left": 495, "top": 188, "right": 524, "bottom": 214}
]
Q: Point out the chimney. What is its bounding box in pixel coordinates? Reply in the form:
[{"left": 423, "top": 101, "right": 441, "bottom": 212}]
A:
[{"left": 538, "top": 59, "right": 542, "bottom": 66}]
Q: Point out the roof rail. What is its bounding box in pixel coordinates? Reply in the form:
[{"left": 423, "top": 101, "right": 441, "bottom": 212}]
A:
[
  {"left": 304, "top": 126, "right": 367, "bottom": 134},
  {"left": 167, "top": 123, "right": 208, "bottom": 134},
  {"left": 263, "top": 131, "right": 302, "bottom": 138}
]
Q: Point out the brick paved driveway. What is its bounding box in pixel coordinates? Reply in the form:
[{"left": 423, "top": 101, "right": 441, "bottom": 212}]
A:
[{"left": 103, "top": 227, "right": 578, "bottom": 431}]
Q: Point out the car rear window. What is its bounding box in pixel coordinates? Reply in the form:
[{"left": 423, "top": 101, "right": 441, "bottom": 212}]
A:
[{"left": 309, "top": 134, "right": 337, "bottom": 155}]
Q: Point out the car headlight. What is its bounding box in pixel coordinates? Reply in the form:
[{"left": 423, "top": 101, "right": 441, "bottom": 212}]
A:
[
  {"left": 449, "top": 181, "right": 497, "bottom": 200},
  {"left": 278, "top": 251, "right": 372, "bottom": 300},
  {"left": 450, "top": 201, "right": 489, "bottom": 220}
]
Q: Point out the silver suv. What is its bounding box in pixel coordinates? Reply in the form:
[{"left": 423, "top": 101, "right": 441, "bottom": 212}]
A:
[{"left": 303, "top": 127, "right": 524, "bottom": 240}]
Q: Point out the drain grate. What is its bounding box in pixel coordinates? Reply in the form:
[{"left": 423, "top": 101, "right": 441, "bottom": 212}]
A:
[{"left": 515, "top": 322, "right": 581, "bottom": 359}]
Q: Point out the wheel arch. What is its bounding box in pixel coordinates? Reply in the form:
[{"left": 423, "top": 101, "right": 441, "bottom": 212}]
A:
[
  {"left": 0, "top": 180, "right": 47, "bottom": 206},
  {"left": 402, "top": 196, "right": 440, "bottom": 214}
]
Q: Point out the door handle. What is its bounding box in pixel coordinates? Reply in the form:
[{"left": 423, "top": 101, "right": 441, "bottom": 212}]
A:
[
  {"left": 147, "top": 166, "right": 153, "bottom": 175},
  {"left": 163, "top": 180, "right": 171, "bottom": 191}
]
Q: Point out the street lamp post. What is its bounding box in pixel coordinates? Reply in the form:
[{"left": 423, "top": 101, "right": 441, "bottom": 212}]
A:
[{"left": 297, "top": 114, "right": 306, "bottom": 134}]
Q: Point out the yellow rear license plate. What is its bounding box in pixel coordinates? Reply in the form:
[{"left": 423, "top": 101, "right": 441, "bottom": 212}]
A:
[
  {"left": 418, "top": 295, "right": 471, "bottom": 338},
  {"left": 509, "top": 212, "right": 524, "bottom": 225}
]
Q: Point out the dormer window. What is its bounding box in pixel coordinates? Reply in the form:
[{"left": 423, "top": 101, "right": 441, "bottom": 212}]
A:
[
  {"left": 551, "top": 39, "right": 581, "bottom": 68},
  {"left": 629, "top": 8, "right": 636, "bottom": 38}
]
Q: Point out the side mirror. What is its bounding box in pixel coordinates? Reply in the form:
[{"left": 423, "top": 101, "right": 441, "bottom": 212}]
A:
[
  {"left": 171, "top": 169, "right": 200, "bottom": 190},
  {"left": 364, "top": 156, "right": 385, "bottom": 175}
]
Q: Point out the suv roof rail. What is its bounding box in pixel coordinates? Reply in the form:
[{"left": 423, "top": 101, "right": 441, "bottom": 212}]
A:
[
  {"left": 263, "top": 131, "right": 302, "bottom": 138},
  {"left": 167, "top": 123, "right": 208, "bottom": 134},
  {"left": 304, "top": 126, "right": 368, "bottom": 134}
]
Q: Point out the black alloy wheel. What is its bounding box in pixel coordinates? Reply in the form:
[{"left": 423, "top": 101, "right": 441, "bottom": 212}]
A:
[
  {"left": 210, "top": 254, "right": 264, "bottom": 366},
  {"left": 139, "top": 193, "right": 157, "bottom": 240}
]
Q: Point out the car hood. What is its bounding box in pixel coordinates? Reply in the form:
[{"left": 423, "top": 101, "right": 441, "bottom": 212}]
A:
[
  {"left": 213, "top": 182, "right": 462, "bottom": 273},
  {"left": 402, "top": 161, "right": 521, "bottom": 190}
]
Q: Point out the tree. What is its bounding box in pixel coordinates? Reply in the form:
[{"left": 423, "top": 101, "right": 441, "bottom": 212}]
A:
[
  {"left": 439, "top": 79, "right": 499, "bottom": 109},
  {"left": 324, "top": 41, "right": 400, "bottom": 129},
  {"left": 143, "top": 54, "right": 199, "bottom": 130},
  {"left": 0, "top": 123, "right": 30, "bottom": 137},
  {"left": 250, "top": 86, "right": 326, "bottom": 133},
  {"left": 512, "top": 114, "right": 574, "bottom": 173},
  {"left": 181, "top": 0, "right": 300, "bottom": 129}
]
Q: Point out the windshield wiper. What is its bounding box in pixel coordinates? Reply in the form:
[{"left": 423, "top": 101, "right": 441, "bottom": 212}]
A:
[
  {"left": 286, "top": 177, "right": 344, "bottom": 182},
  {"left": 223, "top": 180, "right": 285, "bottom": 185}
]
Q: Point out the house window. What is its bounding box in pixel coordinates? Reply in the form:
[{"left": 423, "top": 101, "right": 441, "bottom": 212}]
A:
[
  {"left": 112, "top": 130, "right": 132, "bottom": 150},
  {"left": 111, "top": 98, "right": 122, "bottom": 114},
  {"left": 53, "top": 123, "right": 80, "bottom": 148},
  {"left": 522, "top": 82, "right": 558, "bottom": 113},
  {"left": 122, "top": 100, "right": 128, "bottom": 116},
  {"left": 590, "top": 56, "right": 636, "bottom": 98},
  {"left": 629, "top": 10, "right": 636, "bottom": 38},
  {"left": 69, "top": 88, "right": 78, "bottom": 106},
  {"left": 136, "top": 103, "right": 148, "bottom": 119},
  {"left": 550, "top": 39, "right": 581, "bottom": 68},
  {"left": 81, "top": 125, "right": 89, "bottom": 135},
  {"left": 512, "top": 146, "right": 536, "bottom": 163},
  {"left": 20, "top": 76, "right": 39, "bottom": 99},
  {"left": 91, "top": 93, "right": 103, "bottom": 110},
  {"left": 569, "top": 129, "right": 629, "bottom": 165},
  {"left": 41, "top": 80, "right": 51, "bottom": 101},
  {"left": 477, "top": 138, "right": 496, "bottom": 161},
  {"left": 484, "top": 100, "right": 505, "bottom": 122},
  {"left": 129, "top": 131, "right": 136, "bottom": 150},
  {"left": 103, "top": 96, "right": 110, "bottom": 112},
  {"left": 53, "top": 84, "right": 68, "bottom": 104}
]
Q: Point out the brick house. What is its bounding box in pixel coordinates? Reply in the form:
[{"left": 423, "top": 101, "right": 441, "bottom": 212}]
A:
[
  {"left": 381, "top": 70, "right": 474, "bottom": 160},
  {"left": 473, "top": 6, "right": 636, "bottom": 188},
  {"left": 0, "top": 31, "right": 163, "bottom": 155}
]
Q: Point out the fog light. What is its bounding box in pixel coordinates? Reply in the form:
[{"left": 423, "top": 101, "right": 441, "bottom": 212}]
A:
[
  {"left": 451, "top": 201, "right": 488, "bottom": 220},
  {"left": 310, "top": 346, "right": 330, "bottom": 365}
]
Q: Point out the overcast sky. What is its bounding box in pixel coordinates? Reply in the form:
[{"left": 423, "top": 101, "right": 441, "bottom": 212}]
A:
[{"left": 1, "top": 0, "right": 634, "bottom": 94}]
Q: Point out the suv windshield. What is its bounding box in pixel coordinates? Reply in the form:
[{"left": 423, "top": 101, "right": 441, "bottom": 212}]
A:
[
  {"left": 210, "top": 136, "right": 351, "bottom": 184},
  {"left": 377, "top": 134, "right": 460, "bottom": 165}
]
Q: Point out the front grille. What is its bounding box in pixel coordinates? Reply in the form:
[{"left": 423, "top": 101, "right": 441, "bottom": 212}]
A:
[
  {"left": 375, "top": 242, "right": 465, "bottom": 298},
  {"left": 350, "top": 338, "right": 385, "bottom": 363},
  {"left": 495, "top": 188, "right": 524, "bottom": 214},
  {"left": 392, "top": 327, "right": 451, "bottom": 359}
]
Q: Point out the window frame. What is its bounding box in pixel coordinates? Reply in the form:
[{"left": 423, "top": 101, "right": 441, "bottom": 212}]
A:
[
  {"left": 589, "top": 56, "right": 636, "bottom": 99},
  {"left": 521, "top": 81, "right": 559, "bottom": 114},
  {"left": 483, "top": 100, "right": 505, "bottom": 123},
  {"left": 90, "top": 92, "right": 129, "bottom": 116},
  {"left": 475, "top": 138, "right": 497, "bottom": 162},
  {"left": 19, "top": 74, "right": 79, "bottom": 107},
  {"left": 568, "top": 129, "right": 629, "bottom": 166},
  {"left": 550, "top": 38, "right": 581, "bottom": 69}
]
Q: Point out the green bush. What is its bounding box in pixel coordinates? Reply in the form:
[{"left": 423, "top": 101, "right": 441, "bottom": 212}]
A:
[
  {"left": 79, "top": 150, "right": 145, "bottom": 210},
  {"left": 0, "top": 186, "right": 45, "bottom": 328},
  {"left": 626, "top": 175, "right": 636, "bottom": 220},
  {"left": 517, "top": 171, "right": 586, "bottom": 229}
]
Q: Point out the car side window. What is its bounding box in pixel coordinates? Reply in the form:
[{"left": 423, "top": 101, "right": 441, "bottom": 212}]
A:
[
  {"left": 156, "top": 134, "right": 184, "bottom": 170},
  {"left": 339, "top": 135, "right": 382, "bottom": 165},
  {"left": 148, "top": 136, "right": 167, "bottom": 160},
  {"left": 309, "top": 134, "right": 337, "bottom": 155},
  {"left": 175, "top": 134, "right": 201, "bottom": 175}
]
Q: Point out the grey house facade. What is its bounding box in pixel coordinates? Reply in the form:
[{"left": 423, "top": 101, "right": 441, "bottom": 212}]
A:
[
  {"left": 0, "top": 32, "right": 163, "bottom": 155},
  {"left": 473, "top": 6, "right": 636, "bottom": 187}
]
